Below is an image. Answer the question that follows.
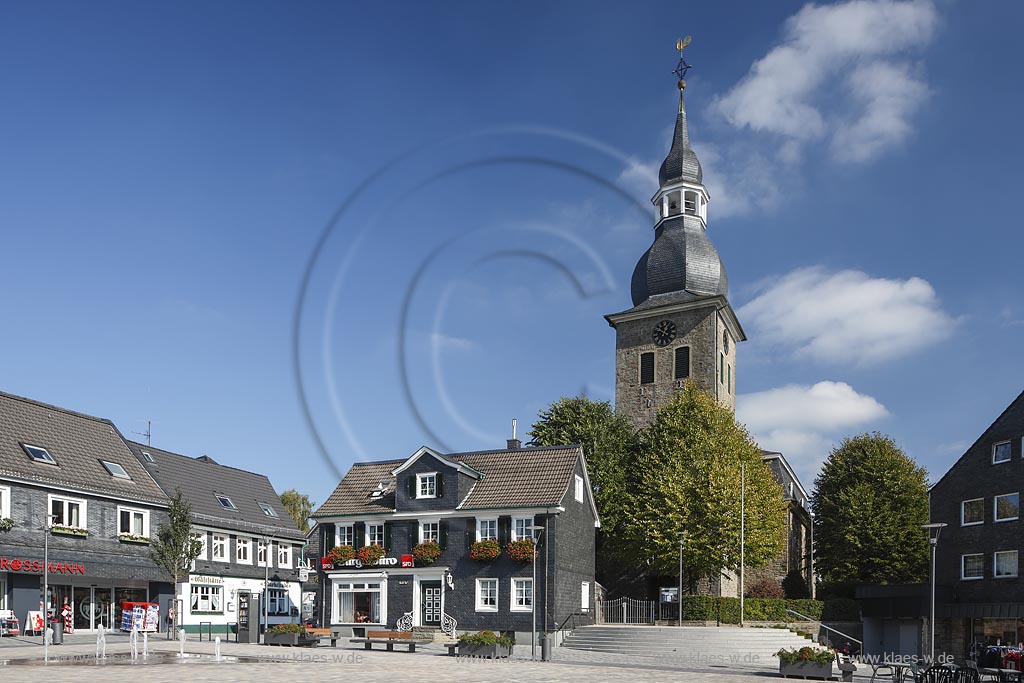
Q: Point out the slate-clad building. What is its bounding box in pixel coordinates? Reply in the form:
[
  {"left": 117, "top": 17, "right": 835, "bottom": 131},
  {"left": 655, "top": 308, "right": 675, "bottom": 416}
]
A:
[
  {"left": 0, "top": 391, "right": 172, "bottom": 631},
  {"left": 929, "top": 388, "right": 1024, "bottom": 657},
  {"left": 312, "top": 442, "right": 598, "bottom": 641},
  {"left": 128, "top": 441, "right": 306, "bottom": 634}
]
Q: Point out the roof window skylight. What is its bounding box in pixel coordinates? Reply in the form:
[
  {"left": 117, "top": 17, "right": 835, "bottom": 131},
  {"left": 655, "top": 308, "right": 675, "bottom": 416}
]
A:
[
  {"left": 216, "top": 495, "right": 237, "bottom": 510},
  {"left": 101, "top": 460, "right": 131, "bottom": 479},
  {"left": 258, "top": 501, "right": 278, "bottom": 517},
  {"left": 23, "top": 444, "right": 57, "bottom": 465}
]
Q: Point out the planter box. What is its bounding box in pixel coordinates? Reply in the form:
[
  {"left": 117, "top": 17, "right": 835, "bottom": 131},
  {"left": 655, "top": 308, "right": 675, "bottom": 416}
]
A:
[
  {"left": 118, "top": 535, "right": 151, "bottom": 545},
  {"left": 458, "top": 643, "right": 513, "bottom": 659},
  {"left": 779, "top": 661, "right": 834, "bottom": 679},
  {"left": 51, "top": 527, "right": 88, "bottom": 537},
  {"left": 265, "top": 632, "right": 316, "bottom": 647}
]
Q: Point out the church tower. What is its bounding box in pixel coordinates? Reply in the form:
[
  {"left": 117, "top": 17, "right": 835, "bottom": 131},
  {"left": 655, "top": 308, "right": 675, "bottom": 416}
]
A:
[{"left": 605, "top": 40, "right": 745, "bottom": 430}]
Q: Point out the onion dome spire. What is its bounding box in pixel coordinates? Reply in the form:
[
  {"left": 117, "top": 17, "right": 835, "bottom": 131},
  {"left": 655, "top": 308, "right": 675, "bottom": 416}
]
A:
[{"left": 659, "top": 36, "right": 703, "bottom": 186}]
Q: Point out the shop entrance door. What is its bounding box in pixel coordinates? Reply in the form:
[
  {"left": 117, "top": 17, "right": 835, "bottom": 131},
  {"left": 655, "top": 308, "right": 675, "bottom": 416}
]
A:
[
  {"left": 421, "top": 582, "right": 441, "bottom": 626},
  {"left": 73, "top": 587, "right": 113, "bottom": 631}
]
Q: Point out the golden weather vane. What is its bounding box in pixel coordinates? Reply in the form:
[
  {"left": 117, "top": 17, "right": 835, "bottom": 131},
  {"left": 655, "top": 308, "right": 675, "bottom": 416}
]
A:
[{"left": 673, "top": 35, "right": 693, "bottom": 90}]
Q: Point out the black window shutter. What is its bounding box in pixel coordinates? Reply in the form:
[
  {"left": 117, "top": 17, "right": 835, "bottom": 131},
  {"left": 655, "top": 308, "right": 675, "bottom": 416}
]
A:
[
  {"left": 465, "top": 523, "right": 474, "bottom": 549},
  {"left": 439, "top": 520, "right": 448, "bottom": 550},
  {"left": 408, "top": 475, "right": 416, "bottom": 498},
  {"left": 498, "top": 516, "right": 511, "bottom": 545},
  {"left": 408, "top": 521, "right": 417, "bottom": 548},
  {"left": 640, "top": 352, "right": 655, "bottom": 384},
  {"left": 354, "top": 522, "right": 365, "bottom": 548},
  {"left": 383, "top": 522, "right": 392, "bottom": 551},
  {"left": 436, "top": 473, "right": 444, "bottom": 498},
  {"left": 322, "top": 523, "right": 335, "bottom": 551},
  {"left": 675, "top": 346, "right": 690, "bottom": 379}
]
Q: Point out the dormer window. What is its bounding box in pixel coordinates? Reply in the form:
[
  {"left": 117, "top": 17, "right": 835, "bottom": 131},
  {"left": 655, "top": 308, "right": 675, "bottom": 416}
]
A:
[
  {"left": 101, "top": 460, "right": 131, "bottom": 479},
  {"left": 417, "top": 472, "right": 437, "bottom": 499},
  {"left": 23, "top": 444, "right": 56, "bottom": 465},
  {"left": 258, "top": 502, "right": 278, "bottom": 518},
  {"left": 216, "top": 494, "right": 237, "bottom": 510},
  {"left": 370, "top": 481, "right": 389, "bottom": 499}
]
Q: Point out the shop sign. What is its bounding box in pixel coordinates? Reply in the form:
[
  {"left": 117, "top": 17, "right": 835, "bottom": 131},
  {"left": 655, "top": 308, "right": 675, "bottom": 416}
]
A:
[
  {"left": 321, "top": 557, "right": 333, "bottom": 570},
  {"left": 191, "top": 575, "right": 224, "bottom": 585},
  {"left": 0, "top": 558, "right": 85, "bottom": 575},
  {"left": 401, "top": 555, "right": 414, "bottom": 568},
  {"left": 320, "top": 556, "right": 401, "bottom": 570}
]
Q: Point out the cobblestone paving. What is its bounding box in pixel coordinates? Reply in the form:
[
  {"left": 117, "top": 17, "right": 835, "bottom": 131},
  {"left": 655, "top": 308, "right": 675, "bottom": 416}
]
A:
[{"left": 0, "top": 634, "right": 870, "bottom": 683}]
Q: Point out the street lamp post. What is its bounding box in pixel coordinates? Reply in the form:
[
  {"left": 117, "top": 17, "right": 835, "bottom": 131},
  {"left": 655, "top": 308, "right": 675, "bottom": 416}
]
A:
[
  {"left": 261, "top": 532, "right": 276, "bottom": 644},
  {"left": 678, "top": 532, "right": 686, "bottom": 628},
  {"left": 809, "top": 512, "right": 816, "bottom": 600},
  {"left": 922, "top": 523, "right": 947, "bottom": 663},
  {"left": 526, "top": 525, "right": 544, "bottom": 660},
  {"left": 42, "top": 513, "right": 56, "bottom": 662},
  {"left": 739, "top": 463, "right": 745, "bottom": 627}
]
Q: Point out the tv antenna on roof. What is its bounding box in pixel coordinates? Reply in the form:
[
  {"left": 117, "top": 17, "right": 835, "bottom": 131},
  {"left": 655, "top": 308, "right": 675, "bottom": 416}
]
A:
[{"left": 133, "top": 419, "right": 152, "bottom": 446}]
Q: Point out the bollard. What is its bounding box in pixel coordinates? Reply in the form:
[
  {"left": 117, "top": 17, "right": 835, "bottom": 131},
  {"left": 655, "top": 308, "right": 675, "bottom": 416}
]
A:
[
  {"left": 143, "top": 630, "right": 149, "bottom": 657},
  {"left": 179, "top": 628, "right": 186, "bottom": 658},
  {"left": 215, "top": 636, "right": 222, "bottom": 661}
]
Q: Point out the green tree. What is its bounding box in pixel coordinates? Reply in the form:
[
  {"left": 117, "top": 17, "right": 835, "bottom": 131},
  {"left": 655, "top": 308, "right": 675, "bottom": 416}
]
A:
[
  {"left": 811, "top": 432, "right": 929, "bottom": 584},
  {"left": 528, "top": 396, "right": 638, "bottom": 584},
  {"left": 629, "top": 381, "right": 786, "bottom": 592},
  {"left": 149, "top": 490, "right": 204, "bottom": 632},
  {"left": 280, "top": 489, "right": 315, "bottom": 533}
]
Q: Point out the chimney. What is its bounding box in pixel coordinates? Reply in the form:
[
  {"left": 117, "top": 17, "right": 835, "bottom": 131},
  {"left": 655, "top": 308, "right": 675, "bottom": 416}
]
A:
[{"left": 507, "top": 418, "right": 521, "bottom": 450}]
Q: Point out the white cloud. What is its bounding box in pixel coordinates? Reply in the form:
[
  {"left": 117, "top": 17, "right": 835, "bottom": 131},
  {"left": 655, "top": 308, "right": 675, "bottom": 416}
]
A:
[
  {"left": 618, "top": 158, "right": 658, "bottom": 197},
  {"left": 430, "top": 332, "right": 476, "bottom": 352},
  {"left": 739, "top": 266, "right": 957, "bottom": 365},
  {"left": 696, "top": 143, "right": 783, "bottom": 219},
  {"left": 738, "top": 381, "right": 888, "bottom": 483},
  {"left": 712, "top": 0, "right": 937, "bottom": 163}
]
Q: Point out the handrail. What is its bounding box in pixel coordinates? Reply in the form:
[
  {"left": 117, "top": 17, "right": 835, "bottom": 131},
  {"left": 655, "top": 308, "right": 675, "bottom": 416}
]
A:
[
  {"left": 786, "top": 609, "right": 863, "bottom": 648},
  {"left": 556, "top": 611, "right": 591, "bottom": 634}
]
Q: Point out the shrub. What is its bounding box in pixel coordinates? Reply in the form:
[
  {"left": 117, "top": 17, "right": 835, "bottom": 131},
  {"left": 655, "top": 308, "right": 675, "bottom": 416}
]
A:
[
  {"left": 469, "top": 539, "right": 501, "bottom": 561},
  {"left": 0, "top": 518, "right": 14, "bottom": 532},
  {"left": 821, "top": 598, "right": 860, "bottom": 622},
  {"left": 413, "top": 541, "right": 441, "bottom": 565},
  {"left": 505, "top": 539, "right": 536, "bottom": 563},
  {"left": 747, "top": 577, "right": 784, "bottom": 599},
  {"left": 783, "top": 570, "right": 811, "bottom": 599},
  {"left": 786, "top": 599, "right": 824, "bottom": 621},
  {"left": 267, "top": 623, "right": 305, "bottom": 634},
  {"left": 776, "top": 646, "right": 836, "bottom": 665},
  {"left": 357, "top": 544, "right": 386, "bottom": 565},
  {"left": 678, "top": 595, "right": 826, "bottom": 623},
  {"left": 458, "top": 630, "right": 514, "bottom": 647},
  {"left": 327, "top": 545, "right": 355, "bottom": 565}
]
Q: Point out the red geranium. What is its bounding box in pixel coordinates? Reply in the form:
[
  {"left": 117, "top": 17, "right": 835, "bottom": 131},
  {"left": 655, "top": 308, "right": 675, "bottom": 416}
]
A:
[
  {"left": 357, "top": 544, "right": 386, "bottom": 565},
  {"left": 505, "top": 539, "right": 537, "bottom": 563},
  {"left": 413, "top": 541, "right": 441, "bottom": 565},
  {"left": 469, "top": 539, "right": 501, "bottom": 561},
  {"left": 327, "top": 545, "right": 355, "bottom": 565}
]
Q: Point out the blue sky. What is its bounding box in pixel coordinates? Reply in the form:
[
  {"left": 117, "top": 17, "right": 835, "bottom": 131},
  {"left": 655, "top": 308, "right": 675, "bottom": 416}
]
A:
[{"left": 2, "top": 1, "right": 1022, "bottom": 504}]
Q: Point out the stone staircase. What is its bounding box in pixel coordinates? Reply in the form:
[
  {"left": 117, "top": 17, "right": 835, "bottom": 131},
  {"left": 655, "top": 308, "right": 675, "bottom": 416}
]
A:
[
  {"left": 561, "top": 625, "right": 815, "bottom": 665},
  {"left": 412, "top": 626, "right": 456, "bottom": 643}
]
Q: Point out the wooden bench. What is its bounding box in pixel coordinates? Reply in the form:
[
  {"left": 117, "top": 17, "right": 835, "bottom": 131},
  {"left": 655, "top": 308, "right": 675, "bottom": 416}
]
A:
[
  {"left": 306, "top": 627, "right": 342, "bottom": 647},
  {"left": 444, "top": 643, "right": 458, "bottom": 656},
  {"left": 350, "top": 630, "right": 416, "bottom": 652}
]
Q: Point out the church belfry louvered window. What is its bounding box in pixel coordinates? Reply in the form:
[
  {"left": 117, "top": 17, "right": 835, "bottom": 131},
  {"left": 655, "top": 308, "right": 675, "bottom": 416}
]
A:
[
  {"left": 639, "top": 352, "right": 655, "bottom": 385},
  {"left": 674, "top": 347, "right": 690, "bottom": 380}
]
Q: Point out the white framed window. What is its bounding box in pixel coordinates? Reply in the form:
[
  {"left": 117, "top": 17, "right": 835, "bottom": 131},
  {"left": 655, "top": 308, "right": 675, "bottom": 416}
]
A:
[
  {"left": 417, "top": 472, "right": 437, "bottom": 498},
  {"left": 420, "top": 520, "right": 439, "bottom": 544},
  {"left": 215, "top": 494, "right": 236, "bottom": 510},
  {"left": 993, "top": 441, "right": 1012, "bottom": 464},
  {"left": 190, "top": 584, "right": 223, "bottom": 613},
  {"left": 211, "top": 534, "right": 228, "bottom": 562},
  {"left": 995, "top": 550, "right": 1019, "bottom": 578},
  {"left": 995, "top": 493, "right": 1020, "bottom": 522},
  {"left": 475, "top": 578, "right": 498, "bottom": 612},
  {"left": 236, "top": 537, "right": 251, "bottom": 564},
  {"left": 575, "top": 475, "right": 584, "bottom": 503},
  {"left": 267, "top": 587, "right": 289, "bottom": 616},
  {"left": 512, "top": 517, "right": 537, "bottom": 541},
  {"left": 334, "top": 581, "right": 383, "bottom": 624},
  {"left": 0, "top": 485, "right": 10, "bottom": 520},
  {"left": 962, "top": 498, "right": 985, "bottom": 526},
  {"left": 962, "top": 554, "right": 984, "bottom": 580},
  {"left": 258, "top": 501, "right": 278, "bottom": 518},
  {"left": 366, "top": 523, "right": 385, "bottom": 546},
  {"left": 191, "top": 532, "right": 207, "bottom": 560},
  {"left": 101, "top": 460, "right": 131, "bottom": 479},
  {"left": 336, "top": 524, "right": 354, "bottom": 547},
  {"left": 278, "top": 544, "right": 292, "bottom": 568},
  {"left": 49, "top": 495, "right": 86, "bottom": 530},
  {"left": 511, "top": 578, "right": 533, "bottom": 612},
  {"left": 117, "top": 506, "right": 149, "bottom": 537},
  {"left": 22, "top": 443, "right": 56, "bottom": 465},
  {"left": 257, "top": 539, "right": 269, "bottom": 567},
  {"left": 476, "top": 518, "right": 497, "bottom": 541}
]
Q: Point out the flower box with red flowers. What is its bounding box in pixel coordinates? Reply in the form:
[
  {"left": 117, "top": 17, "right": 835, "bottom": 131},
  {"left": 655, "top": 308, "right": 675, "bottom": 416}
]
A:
[
  {"left": 469, "top": 539, "right": 501, "bottom": 561},
  {"left": 505, "top": 539, "right": 536, "bottom": 563},
  {"left": 412, "top": 541, "right": 441, "bottom": 565},
  {"left": 777, "top": 646, "right": 836, "bottom": 679},
  {"left": 357, "top": 544, "right": 386, "bottom": 565},
  {"left": 327, "top": 545, "right": 356, "bottom": 566}
]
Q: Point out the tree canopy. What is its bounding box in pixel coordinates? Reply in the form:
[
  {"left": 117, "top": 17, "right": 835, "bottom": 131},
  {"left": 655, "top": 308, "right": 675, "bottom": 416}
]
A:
[
  {"left": 280, "top": 489, "right": 315, "bottom": 533},
  {"left": 811, "top": 432, "right": 929, "bottom": 585},
  {"left": 149, "top": 490, "right": 204, "bottom": 630},
  {"left": 628, "top": 381, "right": 786, "bottom": 591}
]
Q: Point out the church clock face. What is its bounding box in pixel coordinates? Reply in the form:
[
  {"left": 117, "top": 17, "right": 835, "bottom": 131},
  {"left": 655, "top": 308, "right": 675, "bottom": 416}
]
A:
[{"left": 652, "top": 320, "right": 676, "bottom": 347}]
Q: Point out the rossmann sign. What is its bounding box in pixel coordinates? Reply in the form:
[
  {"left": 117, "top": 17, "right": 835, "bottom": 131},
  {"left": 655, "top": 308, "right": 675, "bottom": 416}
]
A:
[{"left": 0, "top": 558, "right": 86, "bottom": 574}]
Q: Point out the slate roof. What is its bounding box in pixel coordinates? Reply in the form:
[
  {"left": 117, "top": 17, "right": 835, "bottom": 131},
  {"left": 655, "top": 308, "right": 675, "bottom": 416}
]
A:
[
  {"left": 659, "top": 106, "right": 703, "bottom": 186},
  {"left": 127, "top": 441, "right": 304, "bottom": 541},
  {"left": 314, "top": 445, "right": 585, "bottom": 517},
  {"left": 0, "top": 391, "right": 169, "bottom": 505},
  {"left": 630, "top": 213, "right": 729, "bottom": 306}
]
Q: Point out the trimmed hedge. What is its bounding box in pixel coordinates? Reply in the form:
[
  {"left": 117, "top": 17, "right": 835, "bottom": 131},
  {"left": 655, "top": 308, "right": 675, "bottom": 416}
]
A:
[{"left": 677, "top": 596, "right": 857, "bottom": 624}]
